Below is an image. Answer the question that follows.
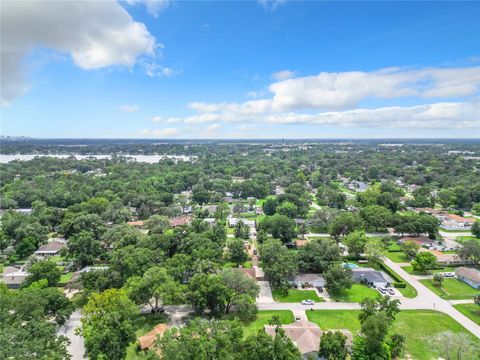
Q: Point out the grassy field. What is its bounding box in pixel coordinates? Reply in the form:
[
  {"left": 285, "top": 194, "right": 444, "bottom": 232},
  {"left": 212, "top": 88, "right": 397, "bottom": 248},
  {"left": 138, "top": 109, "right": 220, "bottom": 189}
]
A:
[
  {"left": 457, "top": 236, "right": 480, "bottom": 244},
  {"left": 401, "top": 265, "right": 457, "bottom": 275},
  {"left": 243, "top": 310, "right": 294, "bottom": 338},
  {"left": 331, "top": 284, "right": 380, "bottom": 302},
  {"left": 306, "top": 310, "right": 479, "bottom": 360},
  {"left": 58, "top": 272, "right": 73, "bottom": 284},
  {"left": 386, "top": 251, "right": 409, "bottom": 263},
  {"left": 420, "top": 278, "right": 479, "bottom": 300},
  {"left": 272, "top": 289, "right": 322, "bottom": 303},
  {"left": 223, "top": 261, "right": 253, "bottom": 269},
  {"left": 453, "top": 304, "right": 480, "bottom": 325},
  {"left": 125, "top": 314, "right": 168, "bottom": 360}
]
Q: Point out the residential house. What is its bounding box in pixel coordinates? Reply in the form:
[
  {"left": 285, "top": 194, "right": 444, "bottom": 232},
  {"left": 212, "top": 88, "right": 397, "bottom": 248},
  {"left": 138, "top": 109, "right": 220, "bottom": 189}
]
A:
[
  {"left": 34, "top": 239, "right": 66, "bottom": 257},
  {"left": 295, "top": 239, "right": 308, "bottom": 247},
  {"left": 399, "top": 235, "right": 436, "bottom": 248},
  {"left": 418, "top": 248, "right": 474, "bottom": 266},
  {"left": 228, "top": 216, "right": 239, "bottom": 228},
  {"left": 1, "top": 266, "right": 29, "bottom": 289},
  {"left": 455, "top": 267, "right": 480, "bottom": 289},
  {"left": 137, "top": 323, "right": 169, "bottom": 353},
  {"left": 351, "top": 268, "right": 392, "bottom": 288},
  {"left": 127, "top": 220, "right": 145, "bottom": 228},
  {"left": 169, "top": 216, "right": 191, "bottom": 227},
  {"left": 264, "top": 320, "right": 352, "bottom": 358},
  {"left": 441, "top": 214, "right": 475, "bottom": 230},
  {"left": 289, "top": 273, "right": 325, "bottom": 288},
  {"left": 203, "top": 218, "right": 216, "bottom": 226}
]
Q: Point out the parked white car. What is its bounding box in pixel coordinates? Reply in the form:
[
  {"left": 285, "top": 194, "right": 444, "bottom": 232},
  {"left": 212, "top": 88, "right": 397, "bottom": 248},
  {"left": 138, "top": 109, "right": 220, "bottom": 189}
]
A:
[
  {"left": 443, "top": 272, "right": 455, "bottom": 278},
  {"left": 377, "top": 287, "right": 387, "bottom": 295},
  {"left": 386, "top": 288, "right": 395, "bottom": 296},
  {"left": 301, "top": 299, "right": 315, "bottom": 305}
]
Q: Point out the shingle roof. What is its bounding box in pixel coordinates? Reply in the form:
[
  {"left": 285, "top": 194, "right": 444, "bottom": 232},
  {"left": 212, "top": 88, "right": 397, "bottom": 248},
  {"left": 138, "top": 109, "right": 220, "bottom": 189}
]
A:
[
  {"left": 35, "top": 241, "right": 65, "bottom": 253},
  {"left": 137, "top": 323, "right": 169, "bottom": 350},
  {"left": 455, "top": 267, "right": 480, "bottom": 283}
]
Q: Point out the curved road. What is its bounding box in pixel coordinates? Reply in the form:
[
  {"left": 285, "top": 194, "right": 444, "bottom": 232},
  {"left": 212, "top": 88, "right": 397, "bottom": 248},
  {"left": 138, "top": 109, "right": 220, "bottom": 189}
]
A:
[{"left": 257, "top": 258, "right": 480, "bottom": 338}]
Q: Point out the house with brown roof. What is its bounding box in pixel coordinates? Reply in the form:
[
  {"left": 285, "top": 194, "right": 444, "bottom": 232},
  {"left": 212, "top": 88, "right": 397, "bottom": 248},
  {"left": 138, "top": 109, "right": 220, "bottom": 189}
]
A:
[
  {"left": 264, "top": 320, "right": 352, "bottom": 358},
  {"left": 169, "top": 216, "right": 191, "bottom": 227},
  {"left": 418, "top": 248, "right": 475, "bottom": 266},
  {"left": 455, "top": 267, "right": 480, "bottom": 289},
  {"left": 137, "top": 323, "right": 169, "bottom": 352},
  {"left": 127, "top": 220, "right": 145, "bottom": 228},
  {"left": 441, "top": 214, "right": 475, "bottom": 230},
  {"left": 34, "top": 239, "right": 66, "bottom": 257},
  {"left": 399, "top": 235, "right": 435, "bottom": 247}
]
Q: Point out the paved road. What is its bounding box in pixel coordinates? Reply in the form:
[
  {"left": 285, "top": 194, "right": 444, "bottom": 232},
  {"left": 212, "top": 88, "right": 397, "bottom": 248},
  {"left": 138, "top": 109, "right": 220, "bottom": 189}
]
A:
[
  {"left": 257, "top": 280, "right": 274, "bottom": 303},
  {"left": 57, "top": 309, "right": 84, "bottom": 360},
  {"left": 384, "top": 259, "right": 480, "bottom": 338}
]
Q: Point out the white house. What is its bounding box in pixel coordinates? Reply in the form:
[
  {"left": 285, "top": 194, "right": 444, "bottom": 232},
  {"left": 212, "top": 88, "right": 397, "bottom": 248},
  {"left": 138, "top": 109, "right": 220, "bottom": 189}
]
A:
[
  {"left": 455, "top": 267, "right": 480, "bottom": 289},
  {"left": 289, "top": 273, "right": 325, "bottom": 288}
]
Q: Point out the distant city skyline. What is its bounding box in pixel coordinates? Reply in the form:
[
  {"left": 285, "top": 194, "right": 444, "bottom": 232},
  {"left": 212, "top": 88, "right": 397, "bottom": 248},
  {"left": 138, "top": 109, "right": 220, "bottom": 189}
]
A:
[{"left": 1, "top": 1, "right": 479, "bottom": 138}]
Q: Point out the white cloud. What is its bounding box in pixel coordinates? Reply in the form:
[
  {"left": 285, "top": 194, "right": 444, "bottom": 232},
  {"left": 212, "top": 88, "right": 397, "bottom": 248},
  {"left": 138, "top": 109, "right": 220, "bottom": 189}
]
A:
[
  {"left": 272, "top": 70, "right": 296, "bottom": 81},
  {"left": 1, "top": 0, "right": 156, "bottom": 106},
  {"left": 142, "top": 127, "right": 179, "bottom": 137},
  {"left": 142, "top": 62, "right": 181, "bottom": 77},
  {"left": 125, "top": 0, "right": 171, "bottom": 17},
  {"left": 206, "top": 124, "right": 221, "bottom": 132},
  {"left": 268, "top": 66, "right": 480, "bottom": 111},
  {"left": 257, "top": 0, "right": 287, "bottom": 11},
  {"left": 120, "top": 104, "right": 139, "bottom": 112}
]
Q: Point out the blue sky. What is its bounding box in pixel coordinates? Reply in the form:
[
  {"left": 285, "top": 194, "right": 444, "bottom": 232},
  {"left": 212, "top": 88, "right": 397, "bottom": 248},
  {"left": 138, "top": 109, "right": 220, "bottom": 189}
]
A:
[{"left": 1, "top": 0, "right": 479, "bottom": 138}]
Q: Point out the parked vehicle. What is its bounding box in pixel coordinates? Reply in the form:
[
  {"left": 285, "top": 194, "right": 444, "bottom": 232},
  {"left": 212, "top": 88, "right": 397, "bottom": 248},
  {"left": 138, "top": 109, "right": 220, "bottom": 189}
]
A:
[
  {"left": 444, "top": 272, "right": 455, "bottom": 278},
  {"left": 387, "top": 288, "right": 395, "bottom": 296},
  {"left": 377, "top": 287, "right": 387, "bottom": 295},
  {"left": 301, "top": 299, "right": 315, "bottom": 305}
]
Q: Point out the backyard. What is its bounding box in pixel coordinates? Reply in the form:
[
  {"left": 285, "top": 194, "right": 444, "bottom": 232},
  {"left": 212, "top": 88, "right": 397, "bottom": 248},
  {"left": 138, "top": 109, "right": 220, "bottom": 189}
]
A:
[
  {"left": 419, "top": 278, "right": 479, "bottom": 300},
  {"left": 125, "top": 314, "right": 168, "bottom": 360},
  {"left": 401, "top": 265, "right": 457, "bottom": 275},
  {"left": 306, "top": 309, "right": 479, "bottom": 360},
  {"left": 386, "top": 251, "right": 409, "bottom": 263}
]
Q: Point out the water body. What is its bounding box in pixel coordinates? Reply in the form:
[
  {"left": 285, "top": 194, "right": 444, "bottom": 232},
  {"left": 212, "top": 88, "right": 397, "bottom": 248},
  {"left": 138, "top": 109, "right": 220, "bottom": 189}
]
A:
[{"left": 0, "top": 154, "right": 197, "bottom": 164}]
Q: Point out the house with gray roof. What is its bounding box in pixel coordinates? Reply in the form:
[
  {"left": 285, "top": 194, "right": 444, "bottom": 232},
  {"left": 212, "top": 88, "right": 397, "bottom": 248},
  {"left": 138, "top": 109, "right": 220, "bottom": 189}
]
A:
[
  {"left": 1, "top": 266, "right": 29, "bottom": 289},
  {"left": 455, "top": 267, "right": 480, "bottom": 289},
  {"left": 289, "top": 273, "right": 325, "bottom": 288},
  {"left": 351, "top": 268, "right": 392, "bottom": 288}
]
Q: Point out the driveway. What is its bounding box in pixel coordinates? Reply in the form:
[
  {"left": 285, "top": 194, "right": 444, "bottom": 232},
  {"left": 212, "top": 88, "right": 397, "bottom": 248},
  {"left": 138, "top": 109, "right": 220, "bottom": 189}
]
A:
[
  {"left": 257, "top": 281, "right": 274, "bottom": 303},
  {"left": 57, "top": 309, "right": 84, "bottom": 360}
]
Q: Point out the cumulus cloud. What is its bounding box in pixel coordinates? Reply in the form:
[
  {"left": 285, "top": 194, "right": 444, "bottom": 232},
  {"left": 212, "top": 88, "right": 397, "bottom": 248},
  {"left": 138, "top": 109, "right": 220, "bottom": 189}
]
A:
[
  {"left": 1, "top": 0, "right": 156, "bottom": 106},
  {"left": 125, "top": 0, "right": 171, "bottom": 17},
  {"left": 142, "top": 127, "right": 179, "bottom": 137},
  {"left": 162, "top": 101, "right": 479, "bottom": 129},
  {"left": 272, "top": 70, "right": 296, "bottom": 81},
  {"left": 268, "top": 66, "right": 480, "bottom": 111},
  {"left": 120, "top": 104, "right": 139, "bottom": 112}
]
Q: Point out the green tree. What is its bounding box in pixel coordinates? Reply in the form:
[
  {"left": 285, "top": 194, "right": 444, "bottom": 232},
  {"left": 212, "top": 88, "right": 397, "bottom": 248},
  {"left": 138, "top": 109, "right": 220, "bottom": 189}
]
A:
[
  {"left": 472, "top": 221, "right": 480, "bottom": 238},
  {"left": 319, "top": 331, "right": 348, "bottom": 360},
  {"left": 343, "top": 231, "right": 368, "bottom": 258},
  {"left": 228, "top": 238, "right": 249, "bottom": 266},
  {"left": 259, "top": 239, "right": 297, "bottom": 292},
  {"left": 262, "top": 197, "right": 278, "bottom": 216},
  {"left": 242, "top": 328, "right": 301, "bottom": 360},
  {"left": 400, "top": 241, "right": 419, "bottom": 260},
  {"left": 297, "top": 239, "right": 341, "bottom": 273},
  {"left": 328, "top": 212, "right": 363, "bottom": 243},
  {"left": 360, "top": 205, "right": 392, "bottom": 231},
  {"left": 412, "top": 251, "right": 437, "bottom": 273},
  {"left": 458, "top": 240, "right": 480, "bottom": 266},
  {"left": 79, "top": 289, "right": 139, "bottom": 360},
  {"left": 325, "top": 263, "right": 353, "bottom": 295},
  {"left": 437, "top": 189, "right": 456, "bottom": 210},
  {"left": 23, "top": 259, "right": 62, "bottom": 287},
  {"left": 364, "top": 238, "right": 387, "bottom": 266},
  {"left": 276, "top": 201, "right": 298, "bottom": 218},
  {"left": 67, "top": 230, "right": 102, "bottom": 267},
  {"left": 125, "top": 266, "right": 181, "bottom": 312},
  {"left": 260, "top": 214, "right": 297, "bottom": 244},
  {"left": 433, "top": 273, "right": 444, "bottom": 287}
]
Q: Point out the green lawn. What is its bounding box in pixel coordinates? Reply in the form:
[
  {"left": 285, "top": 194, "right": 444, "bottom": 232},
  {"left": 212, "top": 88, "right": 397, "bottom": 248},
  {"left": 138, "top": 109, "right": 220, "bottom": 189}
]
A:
[
  {"left": 272, "top": 289, "right": 322, "bottom": 303},
  {"left": 401, "top": 265, "right": 457, "bottom": 275},
  {"left": 58, "top": 272, "right": 73, "bottom": 284},
  {"left": 125, "top": 313, "right": 168, "bottom": 360},
  {"left": 388, "top": 243, "right": 402, "bottom": 252},
  {"left": 420, "top": 278, "right": 479, "bottom": 300},
  {"left": 306, "top": 310, "right": 479, "bottom": 360},
  {"left": 453, "top": 304, "right": 480, "bottom": 325},
  {"left": 386, "top": 251, "right": 409, "bottom": 263},
  {"left": 243, "top": 310, "right": 294, "bottom": 338},
  {"left": 331, "top": 284, "right": 380, "bottom": 302},
  {"left": 223, "top": 261, "right": 253, "bottom": 269},
  {"left": 457, "top": 236, "right": 480, "bottom": 244},
  {"left": 440, "top": 228, "right": 472, "bottom": 233}
]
